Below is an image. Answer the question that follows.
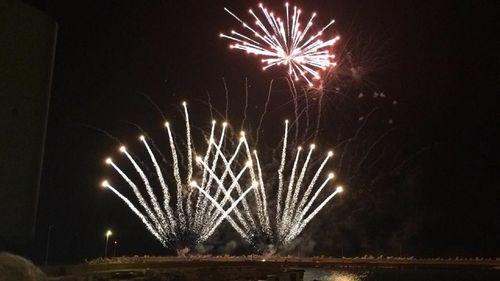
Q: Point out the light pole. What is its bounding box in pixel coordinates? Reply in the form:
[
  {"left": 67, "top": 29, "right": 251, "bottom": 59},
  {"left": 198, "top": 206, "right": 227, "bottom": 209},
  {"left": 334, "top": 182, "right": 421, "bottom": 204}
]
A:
[
  {"left": 104, "top": 229, "right": 112, "bottom": 258},
  {"left": 113, "top": 241, "right": 117, "bottom": 257},
  {"left": 44, "top": 225, "right": 53, "bottom": 265}
]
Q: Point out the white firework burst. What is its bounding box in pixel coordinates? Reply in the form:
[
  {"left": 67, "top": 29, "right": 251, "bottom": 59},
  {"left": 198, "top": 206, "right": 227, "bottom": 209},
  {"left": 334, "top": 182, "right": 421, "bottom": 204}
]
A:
[{"left": 220, "top": 2, "right": 340, "bottom": 86}]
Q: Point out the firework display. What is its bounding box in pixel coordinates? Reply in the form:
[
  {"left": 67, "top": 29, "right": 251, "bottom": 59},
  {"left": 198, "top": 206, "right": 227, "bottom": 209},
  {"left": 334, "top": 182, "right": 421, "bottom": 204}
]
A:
[
  {"left": 101, "top": 103, "right": 342, "bottom": 250},
  {"left": 239, "top": 120, "right": 343, "bottom": 247},
  {"left": 100, "top": 2, "right": 346, "bottom": 252},
  {"left": 221, "top": 3, "right": 339, "bottom": 86},
  {"left": 102, "top": 103, "right": 257, "bottom": 248}
]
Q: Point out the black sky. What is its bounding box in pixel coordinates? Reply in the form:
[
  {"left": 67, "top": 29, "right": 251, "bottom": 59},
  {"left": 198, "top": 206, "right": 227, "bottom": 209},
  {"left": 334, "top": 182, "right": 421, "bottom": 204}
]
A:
[{"left": 14, "top": 0, "right": 498, "bottom": 263}]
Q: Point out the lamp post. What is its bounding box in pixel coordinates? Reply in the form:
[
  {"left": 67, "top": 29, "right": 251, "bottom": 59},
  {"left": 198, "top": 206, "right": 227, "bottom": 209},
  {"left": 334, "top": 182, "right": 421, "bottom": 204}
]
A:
[
  {"left": 113, "top": 241, "right": 117, "bottom": 257},
  {"left": 104, "top": 229, "right": 112, "bottom": 258},
  {"left": 44, "top": 225, "right": 53, "bottom": 265}
]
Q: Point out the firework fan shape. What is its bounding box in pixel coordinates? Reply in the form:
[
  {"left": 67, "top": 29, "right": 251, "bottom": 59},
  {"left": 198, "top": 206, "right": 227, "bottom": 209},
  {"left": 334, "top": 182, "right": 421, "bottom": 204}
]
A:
[
  {"left": 101, "top": 102, "right": 257, "bottom": 249},
  {"left": 229, "top": 120, "right": 343, "bottom": 248},
  {"left": 100, "top": 103, "right": 343, "bottom": 250},
  {"left": 220, "top": 2, "right": 340, "bottom": 86}
]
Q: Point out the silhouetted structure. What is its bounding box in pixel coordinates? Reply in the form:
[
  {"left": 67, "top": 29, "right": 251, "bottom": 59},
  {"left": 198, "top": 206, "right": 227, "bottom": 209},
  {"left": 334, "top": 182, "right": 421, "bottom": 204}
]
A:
[{"left": 0, "top": 0, "right": 56, "bottom": 247}]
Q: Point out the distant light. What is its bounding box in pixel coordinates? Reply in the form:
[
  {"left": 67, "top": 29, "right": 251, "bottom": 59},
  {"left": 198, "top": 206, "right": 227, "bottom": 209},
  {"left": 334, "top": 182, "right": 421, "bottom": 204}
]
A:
[{"left": 336, "top": 186, "right": 343, "bottom": 193}]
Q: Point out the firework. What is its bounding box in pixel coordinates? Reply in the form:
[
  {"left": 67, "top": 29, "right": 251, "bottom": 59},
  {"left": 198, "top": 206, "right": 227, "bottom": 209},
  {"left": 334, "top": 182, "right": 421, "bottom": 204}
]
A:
[
  {"left": 220, "top": 2, "right": 340, "bottom": 86},
  {"left": 240, "top": 120, "right": 344, "bottom": 247},
  {"left": 100, "top": 103, "right": 343, "bottom": 250},
  {"left": 101, "top": 103, "right": 257, "bottom": 248}
]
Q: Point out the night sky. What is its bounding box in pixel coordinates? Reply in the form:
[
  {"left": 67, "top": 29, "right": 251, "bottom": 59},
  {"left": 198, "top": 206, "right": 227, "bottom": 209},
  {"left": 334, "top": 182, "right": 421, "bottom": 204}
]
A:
[{"left": 14, "top": 0, "right": 498, "bottom": 263}]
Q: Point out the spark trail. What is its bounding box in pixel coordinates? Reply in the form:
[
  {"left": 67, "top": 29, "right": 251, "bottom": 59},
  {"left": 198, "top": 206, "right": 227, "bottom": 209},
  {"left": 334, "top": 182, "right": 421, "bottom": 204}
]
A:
[
  {"left": 237, "top": 120, "right": 344, "bottom": 248},
  {"left": 100, "top": 103, "right": 343, "bottom": 250},
  {"left": 101, "top": 103, "right": 257, "bottom": 248}
]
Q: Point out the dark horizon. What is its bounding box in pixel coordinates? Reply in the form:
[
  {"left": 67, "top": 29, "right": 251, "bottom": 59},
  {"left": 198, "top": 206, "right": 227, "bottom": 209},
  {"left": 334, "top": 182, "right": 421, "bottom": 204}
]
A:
[{"left": 4, "top": 0, "right": 498, "bottom": 264}]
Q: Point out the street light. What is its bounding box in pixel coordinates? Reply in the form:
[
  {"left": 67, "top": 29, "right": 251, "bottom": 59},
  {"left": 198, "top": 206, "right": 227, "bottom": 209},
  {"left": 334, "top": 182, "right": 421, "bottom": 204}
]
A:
[
  {"left": 104, "top": 229, "right": 112, "bottom": 258},
  {"left": 44, "top": 225, "right": 54, "bottom": 265},
  {"left": 113, "top": 241, "right": 118, "bottom": 257}
]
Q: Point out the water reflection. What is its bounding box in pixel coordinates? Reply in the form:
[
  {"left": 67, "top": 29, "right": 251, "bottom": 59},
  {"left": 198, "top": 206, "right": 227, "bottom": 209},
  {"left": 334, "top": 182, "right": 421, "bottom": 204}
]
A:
[
  {"left": 303, "top": 267, "right": 500, "bottom": 281},
  {"left": 304, "top": 268, "right": 367, "bottom": 281}
]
